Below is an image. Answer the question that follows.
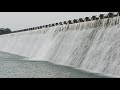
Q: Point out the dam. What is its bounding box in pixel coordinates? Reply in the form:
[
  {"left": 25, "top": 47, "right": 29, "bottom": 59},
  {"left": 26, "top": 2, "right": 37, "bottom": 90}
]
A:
[{"left": 0, "top": 12, "right": 120, "bottom": 78}]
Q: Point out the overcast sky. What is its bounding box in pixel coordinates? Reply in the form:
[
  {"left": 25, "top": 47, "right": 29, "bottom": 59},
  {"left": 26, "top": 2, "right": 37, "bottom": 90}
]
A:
[{"left": 0, "top": 12, "right": 109, "bottom": 31}]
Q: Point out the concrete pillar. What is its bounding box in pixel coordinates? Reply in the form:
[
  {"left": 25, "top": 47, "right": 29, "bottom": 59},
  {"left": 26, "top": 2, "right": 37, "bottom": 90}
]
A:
[
  {"left": 84, "top": 17, "right": 91, "bottom": 21},
  {"left": 99, "top": 14, "right": 105, "bottom": 19},
  {"left": 32, "top": 27, "right": 34, "bottom": 30},
  {"left": 63, "top": 21, "right": 67, "bottom": 24},
  {"left": 52, "top": 24, "right": 55, "bottom": 26},
  {"left": 59, "top": 22, "right": 63, "bottom": 25},
  {"left": 117, "top": 12, "right": 120, "bottom": 16},
  {"left": 43, "top": 25, "right": 45, "bottom": 28},
  {"left": 32, "top": 27, "right": 35, "bottom": 30},
  {"left": 107, "top": 12, "right": 114, "bottom": 18},
  {"left": 45, "top": 25, "right": 48, "bottom": 28},
  {"left": 79, "top": 18, "right": 84, "bottom": 22},
  {"left": 91, "top": 16, "right": 97, "bottom": 20},
  {"left": 73, "top": 19, "right": 78, "bottom": 23},
  {"left": 49, "top": 24, "right": 52, "bottom": 27},
  {"left": 40, "top": 26, "right": 42, "bottom": 29},
  {"left": 68, "top": 20, "right": 73, "bottom": 24},
  {"left": 55, "top": 23, "right": 59, "bottom": 26}
]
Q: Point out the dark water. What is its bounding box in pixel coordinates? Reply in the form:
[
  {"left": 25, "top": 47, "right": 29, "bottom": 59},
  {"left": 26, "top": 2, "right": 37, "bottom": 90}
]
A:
[{"left": 0, "top": 51, "right": 111, "bottom": 78}]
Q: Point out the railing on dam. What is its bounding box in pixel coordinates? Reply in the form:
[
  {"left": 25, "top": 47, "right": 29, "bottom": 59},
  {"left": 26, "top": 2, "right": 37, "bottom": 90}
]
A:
[{"left": 2, "top": 12, "right": 120, "bottom": 35}]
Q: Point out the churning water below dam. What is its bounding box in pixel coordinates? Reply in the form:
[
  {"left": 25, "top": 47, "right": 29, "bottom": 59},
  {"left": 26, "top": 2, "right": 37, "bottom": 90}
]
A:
[{"left": 0, "top": 51, "right": 111, "bottom": 78}]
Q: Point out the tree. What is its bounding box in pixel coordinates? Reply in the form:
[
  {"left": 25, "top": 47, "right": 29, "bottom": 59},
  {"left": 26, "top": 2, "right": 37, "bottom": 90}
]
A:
[{"left": 0, "top": 28, "right": 12, "bottom": 35}]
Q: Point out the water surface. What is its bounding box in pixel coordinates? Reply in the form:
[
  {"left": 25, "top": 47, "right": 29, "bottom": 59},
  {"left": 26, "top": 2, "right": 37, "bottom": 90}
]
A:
[{"left": 0, "top": 51, "right": 111, "bottom": 78}]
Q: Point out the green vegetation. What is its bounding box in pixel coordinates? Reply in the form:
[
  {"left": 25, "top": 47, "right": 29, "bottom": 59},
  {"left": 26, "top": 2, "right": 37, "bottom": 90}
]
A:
[{"left": 0, "top": 28, "right": 11, "bottom": 35}]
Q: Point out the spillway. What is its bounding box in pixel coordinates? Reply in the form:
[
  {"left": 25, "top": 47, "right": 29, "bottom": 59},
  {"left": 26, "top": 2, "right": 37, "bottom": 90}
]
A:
[{"left": 0, "top": 13, "right": 120, "bottom": 77}]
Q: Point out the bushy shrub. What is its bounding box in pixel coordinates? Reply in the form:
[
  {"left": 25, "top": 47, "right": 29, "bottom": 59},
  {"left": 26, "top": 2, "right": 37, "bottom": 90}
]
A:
[{"left": 0, "top": 28, "right": 12, "bottom": 35}]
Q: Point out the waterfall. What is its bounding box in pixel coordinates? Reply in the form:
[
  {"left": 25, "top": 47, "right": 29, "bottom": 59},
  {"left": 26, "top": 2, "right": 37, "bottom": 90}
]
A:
[{"left": 0, "top": 16, "right": 120, "bottom": 77}]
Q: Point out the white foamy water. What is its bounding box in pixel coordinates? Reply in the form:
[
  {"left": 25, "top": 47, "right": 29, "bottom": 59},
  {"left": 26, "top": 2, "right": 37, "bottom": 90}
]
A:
[{"left": 0, "top": 16, "right": 120, "bottom": 77}]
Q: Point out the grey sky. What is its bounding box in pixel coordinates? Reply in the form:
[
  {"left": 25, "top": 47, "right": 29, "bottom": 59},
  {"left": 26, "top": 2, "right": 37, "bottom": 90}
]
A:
[{"left": 0, "top": 12, "right": 109, "bottom": 31}]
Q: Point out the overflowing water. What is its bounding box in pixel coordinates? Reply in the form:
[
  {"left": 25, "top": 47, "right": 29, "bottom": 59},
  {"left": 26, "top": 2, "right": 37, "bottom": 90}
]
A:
[{"left": 0, "top": 16, "right": 120, "bottom": 77}]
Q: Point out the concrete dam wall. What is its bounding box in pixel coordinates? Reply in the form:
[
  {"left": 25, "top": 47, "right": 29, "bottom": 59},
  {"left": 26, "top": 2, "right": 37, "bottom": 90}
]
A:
[{"left": 0, "top": 12, "right": 120, "bottom": 77}]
